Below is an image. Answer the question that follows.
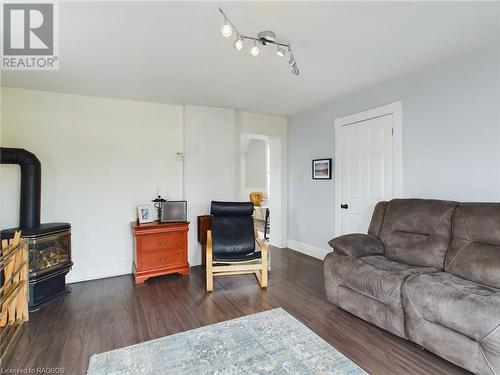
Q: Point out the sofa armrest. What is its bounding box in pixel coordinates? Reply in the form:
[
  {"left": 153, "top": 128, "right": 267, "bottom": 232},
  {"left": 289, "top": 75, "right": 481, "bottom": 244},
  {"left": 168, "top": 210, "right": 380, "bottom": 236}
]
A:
[{"left": 328, "top": 234, "right": 384, "bottom": 257}]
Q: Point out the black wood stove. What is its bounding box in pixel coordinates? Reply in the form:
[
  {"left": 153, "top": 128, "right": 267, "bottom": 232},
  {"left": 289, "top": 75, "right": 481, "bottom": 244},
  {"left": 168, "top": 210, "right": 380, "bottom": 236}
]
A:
[{"left": 1, "top": 147, "right": 72, "bottom": 311}]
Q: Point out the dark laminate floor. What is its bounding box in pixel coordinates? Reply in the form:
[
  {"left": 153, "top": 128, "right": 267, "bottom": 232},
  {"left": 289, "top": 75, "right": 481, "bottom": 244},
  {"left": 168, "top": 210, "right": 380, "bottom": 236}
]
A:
[{"left": 4, "top": 247, "right": 469, "bottom": 375}]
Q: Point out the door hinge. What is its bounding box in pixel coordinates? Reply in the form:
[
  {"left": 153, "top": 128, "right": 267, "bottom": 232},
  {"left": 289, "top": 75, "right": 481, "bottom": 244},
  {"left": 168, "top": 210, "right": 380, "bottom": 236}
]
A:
[{"left": 392, "top": 128, "right": 394, "bottom": 135}]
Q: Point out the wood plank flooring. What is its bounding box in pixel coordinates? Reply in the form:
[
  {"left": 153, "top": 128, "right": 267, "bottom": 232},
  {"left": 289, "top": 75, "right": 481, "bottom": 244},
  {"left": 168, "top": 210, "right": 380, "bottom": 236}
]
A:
[{"left": 4, "top": 247, "right": 469, "bottom": 375}]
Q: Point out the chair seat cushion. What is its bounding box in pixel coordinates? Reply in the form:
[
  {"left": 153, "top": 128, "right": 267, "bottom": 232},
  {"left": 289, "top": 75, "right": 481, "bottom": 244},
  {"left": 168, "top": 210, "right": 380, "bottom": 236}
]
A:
[
  {"left": 402, "top": 272, "right": 500, "bottom": 342},
  {"left": 332, "top": 255, "right": 438, "bottom": 305},
  {"left": 213, "top": 251, "right": 261, "bottom": 262}
]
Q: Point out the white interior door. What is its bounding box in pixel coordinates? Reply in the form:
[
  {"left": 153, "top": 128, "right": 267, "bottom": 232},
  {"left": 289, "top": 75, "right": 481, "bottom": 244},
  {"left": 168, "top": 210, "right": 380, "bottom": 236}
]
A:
[{"left": 340, "top": 114, "right": 394, "bottom": 234}]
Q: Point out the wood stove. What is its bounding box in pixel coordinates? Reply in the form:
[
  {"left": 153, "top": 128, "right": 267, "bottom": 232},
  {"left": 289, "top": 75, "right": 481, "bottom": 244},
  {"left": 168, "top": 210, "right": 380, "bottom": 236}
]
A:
[{"left": 0, "top": 147, "right": 72, "bottom": 311}]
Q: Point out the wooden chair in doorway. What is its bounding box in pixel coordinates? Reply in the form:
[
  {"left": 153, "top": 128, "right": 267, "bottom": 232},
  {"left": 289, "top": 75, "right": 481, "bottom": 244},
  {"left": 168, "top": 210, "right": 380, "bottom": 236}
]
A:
[{"left": 205, "top": 201, "right": 268, "bottom": 292}]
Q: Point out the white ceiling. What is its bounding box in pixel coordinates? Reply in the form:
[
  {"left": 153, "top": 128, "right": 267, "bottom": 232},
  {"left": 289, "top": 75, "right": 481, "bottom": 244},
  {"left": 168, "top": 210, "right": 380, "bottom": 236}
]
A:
[{"left": 2, "top": 1, "right": 500, "bottom": 115}]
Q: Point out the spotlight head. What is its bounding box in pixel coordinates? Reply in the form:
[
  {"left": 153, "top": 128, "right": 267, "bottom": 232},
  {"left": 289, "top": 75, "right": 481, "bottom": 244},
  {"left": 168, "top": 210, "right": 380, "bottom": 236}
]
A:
[
  {"left": 251, "top": 41, "right": 259, "bottom": 56},
  {"left": 234, "top": 37, "right": 243, "bottom": 51},
  {"left": 221, "top": 19, "right": 232, "bottom": 38}
]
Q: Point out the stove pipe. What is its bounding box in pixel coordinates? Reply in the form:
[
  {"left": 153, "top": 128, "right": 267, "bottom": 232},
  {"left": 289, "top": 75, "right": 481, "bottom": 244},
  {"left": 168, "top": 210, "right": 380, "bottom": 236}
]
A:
[{"left": 0, "top": 147, "right": 41, "bottom": 229}]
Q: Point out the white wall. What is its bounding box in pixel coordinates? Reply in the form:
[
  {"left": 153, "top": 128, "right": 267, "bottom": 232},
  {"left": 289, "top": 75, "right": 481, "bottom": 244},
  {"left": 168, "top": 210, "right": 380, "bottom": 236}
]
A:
[
  {"left": 245, "top": 139, "right": 267, "bottom": 190},
  {"left": 0, "top": 91, "right": 289, "bottom": 281},
  {"left": 183, "top": 107, "right": 288, "bottom": 264},
  {"left": 183, "top": 105, "right": 236, "bottom": 266},
  {"left": 1, "top": 88, "right": 184, "bottom": 282},
  {"left": 288, "top": 46, "right": 500, "bottom": 254}
]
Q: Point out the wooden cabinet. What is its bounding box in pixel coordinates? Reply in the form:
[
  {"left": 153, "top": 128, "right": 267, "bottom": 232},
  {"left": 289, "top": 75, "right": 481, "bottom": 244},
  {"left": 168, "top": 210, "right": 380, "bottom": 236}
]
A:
[
  {"left": 131, "top": 221, "right": 189, "bottom": 284},
  {"left": 197, "top": 215, "right": 212, "bottom": 266}
]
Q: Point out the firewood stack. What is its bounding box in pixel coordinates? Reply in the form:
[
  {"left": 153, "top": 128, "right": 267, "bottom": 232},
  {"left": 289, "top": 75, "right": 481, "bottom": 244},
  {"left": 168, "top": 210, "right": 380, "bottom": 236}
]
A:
[{"left": 0, "top": 231, "right": 29, "bottom": 366}]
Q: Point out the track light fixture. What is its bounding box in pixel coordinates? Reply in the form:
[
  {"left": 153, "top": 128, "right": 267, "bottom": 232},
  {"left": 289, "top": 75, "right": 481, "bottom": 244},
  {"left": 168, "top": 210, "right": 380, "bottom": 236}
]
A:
[{"left": 218, "top": 7, "right": 300, "bottom": 76}]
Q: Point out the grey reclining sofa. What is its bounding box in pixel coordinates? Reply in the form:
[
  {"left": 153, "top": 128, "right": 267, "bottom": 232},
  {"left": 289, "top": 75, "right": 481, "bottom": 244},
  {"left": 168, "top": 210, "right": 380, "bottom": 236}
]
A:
[{"left": 324, "top": 199, "right": 500, "bottom": 375}]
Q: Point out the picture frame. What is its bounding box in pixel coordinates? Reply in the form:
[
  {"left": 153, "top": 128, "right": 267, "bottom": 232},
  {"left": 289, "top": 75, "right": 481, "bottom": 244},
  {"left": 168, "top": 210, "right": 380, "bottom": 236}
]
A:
[
  {"left": 161, "top": 201, "right": 188, "bottom": 223},
  {"left": 312, "top": 158, "right": 332, "bottom": 180},
  {"left": 137, "top": 205, "right": 155, "bottom": 224}
]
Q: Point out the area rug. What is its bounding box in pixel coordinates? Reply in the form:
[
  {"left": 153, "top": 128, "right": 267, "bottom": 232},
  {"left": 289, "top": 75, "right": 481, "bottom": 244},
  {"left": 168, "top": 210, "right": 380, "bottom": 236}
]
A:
[{"left": 87, "top": 308, "right": 366, "bottom": 375}]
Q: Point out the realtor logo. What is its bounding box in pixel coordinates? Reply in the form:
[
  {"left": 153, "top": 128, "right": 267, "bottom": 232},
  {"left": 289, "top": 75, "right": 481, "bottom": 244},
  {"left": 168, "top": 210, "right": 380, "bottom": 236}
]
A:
[{"left": 2, "top": 1, "right": 59, "bottom": 70}]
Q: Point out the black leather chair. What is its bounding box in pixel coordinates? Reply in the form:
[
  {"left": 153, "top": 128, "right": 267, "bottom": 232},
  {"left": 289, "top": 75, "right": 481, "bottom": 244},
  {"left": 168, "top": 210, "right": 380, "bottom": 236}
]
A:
[{"left": 206, "top": 201, "right": 268, "bottom": 292}]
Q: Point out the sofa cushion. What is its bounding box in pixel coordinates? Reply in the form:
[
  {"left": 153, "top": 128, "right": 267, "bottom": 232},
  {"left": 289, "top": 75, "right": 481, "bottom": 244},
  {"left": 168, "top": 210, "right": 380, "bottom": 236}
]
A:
[
  {"left": 379, "top": 199, "right": 458, "bottom": 268},
  {"left": 367, "top": 201, "right": 388, "bottom": 238},
  {"left": 402, "top": 272, "right": 500, "bottom": 374},
  {"left": 329, "top": 254, "right": 437, "bottom": 311},
  {"left": 445, "top": 203, "right": 500, "bottom": 288},
  {"left": 337, "top": 255, "right": 437, "bottom": 304},
  {"left": 324, "top": 253, "right": 437, "bottom": 338},
  {"left": 403, "top": 272, "right": 500, "bottom": 341}
]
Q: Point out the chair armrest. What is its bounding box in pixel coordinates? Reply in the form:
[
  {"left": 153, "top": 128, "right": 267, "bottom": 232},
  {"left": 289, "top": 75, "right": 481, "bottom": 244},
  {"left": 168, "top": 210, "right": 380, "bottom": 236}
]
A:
[
  {"left": 206, "top": 230, "right": 213, "bottom": 263},
  {"left": 328, "top": 234, "right": 384, "bottom": 257},
  {"left": 255, "top": 237, "right": 268, "bottom": 254},
  {"left": 254, "top": 229, "right": 268, "bottom": 256}
]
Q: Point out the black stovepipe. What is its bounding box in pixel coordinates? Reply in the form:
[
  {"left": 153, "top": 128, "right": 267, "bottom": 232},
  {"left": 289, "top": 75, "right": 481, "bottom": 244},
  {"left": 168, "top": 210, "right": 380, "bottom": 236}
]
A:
[{"left": 0, "top": 147, "right": 41, "bottom": 229}]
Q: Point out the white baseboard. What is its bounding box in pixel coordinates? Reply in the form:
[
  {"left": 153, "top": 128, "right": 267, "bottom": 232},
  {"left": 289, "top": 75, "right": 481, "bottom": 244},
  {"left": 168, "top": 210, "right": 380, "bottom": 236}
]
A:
[
  {"left": 66, "top": 240, "right": 328, "bottom": 284},
  {"left": 268, "top": 236, "right": 287, "bottom": 249},
  {"left": 66, "top": 260, "right": 132, "bottom": 284},
  {"left": 286, "top": 239, "right": 330, "bottom": 260}
]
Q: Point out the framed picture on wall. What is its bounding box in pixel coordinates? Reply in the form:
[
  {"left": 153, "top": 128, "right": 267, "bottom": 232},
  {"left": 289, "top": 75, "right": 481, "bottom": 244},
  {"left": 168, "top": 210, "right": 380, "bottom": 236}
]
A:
[
  {"left": 137, "top": 205, "right": 155, "bottom": 224},
  {"left": 312, "top": 158, "right": 332, "bottom": 180}
]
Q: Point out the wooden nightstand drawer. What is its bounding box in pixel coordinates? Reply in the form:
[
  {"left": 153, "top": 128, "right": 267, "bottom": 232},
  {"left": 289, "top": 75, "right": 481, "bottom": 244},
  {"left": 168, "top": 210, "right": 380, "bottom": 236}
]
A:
[
  {"left": 141, "top": 232, "right": 185, "bottom": 253},
  {"left": 142, "top": 249, "right": 185, "bottom": 270}
]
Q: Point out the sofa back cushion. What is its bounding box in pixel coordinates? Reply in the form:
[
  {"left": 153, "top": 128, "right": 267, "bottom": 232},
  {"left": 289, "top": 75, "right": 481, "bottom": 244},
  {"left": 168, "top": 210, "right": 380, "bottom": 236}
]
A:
[
  {"left": 368, "top": 201, "right": 388, "bottom": 238},
  {"left": 379, "top": 199, "right": 458, "bottom": 268},
  {"left": 445, "top": 203, "right": 500, "bottom": 288}
]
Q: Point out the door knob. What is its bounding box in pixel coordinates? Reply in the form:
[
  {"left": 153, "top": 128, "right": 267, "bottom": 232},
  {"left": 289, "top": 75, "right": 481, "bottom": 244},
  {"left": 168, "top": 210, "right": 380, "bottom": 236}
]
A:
[{"left": 341, "top": 204, "right": 348, "bottom": 209}]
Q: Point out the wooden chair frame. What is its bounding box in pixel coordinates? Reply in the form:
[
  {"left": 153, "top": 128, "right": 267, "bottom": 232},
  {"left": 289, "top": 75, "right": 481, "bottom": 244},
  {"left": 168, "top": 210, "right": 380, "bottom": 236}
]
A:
[{"left": 206, "top": 229, "right": 268, "bottom": 292}]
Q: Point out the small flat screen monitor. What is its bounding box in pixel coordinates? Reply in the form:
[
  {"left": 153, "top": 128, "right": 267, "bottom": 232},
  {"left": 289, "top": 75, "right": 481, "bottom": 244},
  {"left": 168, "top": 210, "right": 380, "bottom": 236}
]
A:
[{"left": 161, "top": 201, "right": 187, "bottom": 223}]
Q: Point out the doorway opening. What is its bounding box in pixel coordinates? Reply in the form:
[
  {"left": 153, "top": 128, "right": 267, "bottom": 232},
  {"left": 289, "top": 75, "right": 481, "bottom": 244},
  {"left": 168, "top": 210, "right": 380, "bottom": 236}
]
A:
[{"left": 241, "top": 134, "right": 270, "bottom": 239}]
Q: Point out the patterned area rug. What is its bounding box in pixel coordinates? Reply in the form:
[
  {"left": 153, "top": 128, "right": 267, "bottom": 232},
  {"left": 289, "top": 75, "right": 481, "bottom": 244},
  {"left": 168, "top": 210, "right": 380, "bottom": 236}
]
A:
[{"left": 88, "top": 308, "right": 366, "bottom": 375}]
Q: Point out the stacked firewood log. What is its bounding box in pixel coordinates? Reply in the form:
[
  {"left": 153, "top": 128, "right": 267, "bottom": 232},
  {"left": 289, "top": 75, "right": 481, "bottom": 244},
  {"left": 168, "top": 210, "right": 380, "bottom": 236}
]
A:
[{"left": 0, "top": 231, "right": 29, "bottom": 366}]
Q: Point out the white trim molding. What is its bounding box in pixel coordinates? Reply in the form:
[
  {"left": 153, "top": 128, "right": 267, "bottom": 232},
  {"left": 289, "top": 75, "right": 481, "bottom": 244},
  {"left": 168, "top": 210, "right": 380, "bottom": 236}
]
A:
[
  {"left": 269, "top": 236, "right": 288, "bottom": 249},
  {"left": 67, "top": 260, "right": 132, "bottom": 284},
  {"left": 334, "top": 100, "right": 403, "bottom": 237},
  {"left": 287, "top": 239, "right": 330, "bottom": 260}
]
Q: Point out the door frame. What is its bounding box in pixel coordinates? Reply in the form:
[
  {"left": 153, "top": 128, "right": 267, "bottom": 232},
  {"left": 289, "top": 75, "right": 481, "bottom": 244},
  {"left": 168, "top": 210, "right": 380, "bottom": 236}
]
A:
[{"left": 333, "top": 101, "right": 403, "bottom": 237}]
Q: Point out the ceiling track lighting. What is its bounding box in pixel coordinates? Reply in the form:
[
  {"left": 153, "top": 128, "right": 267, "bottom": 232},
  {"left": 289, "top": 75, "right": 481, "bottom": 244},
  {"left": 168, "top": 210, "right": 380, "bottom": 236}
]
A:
[{"left": 218, "top": 7, "right": 300, "bottom": 76}]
